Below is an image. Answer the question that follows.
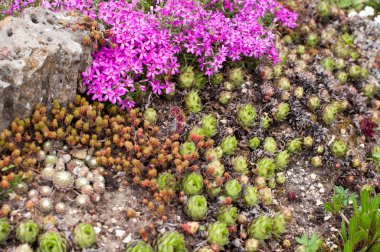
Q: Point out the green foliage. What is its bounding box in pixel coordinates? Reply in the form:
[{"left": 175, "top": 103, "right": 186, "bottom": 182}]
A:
[
  {"left": 73, "top": 223, "right": 97, "bottom": 248},
  {"left": 249, "top": 137, "right": 261, "bottom": 150},
  {"left": 287, "top": 138, "right": 303, "bottom": 154},
  {"left": 143, "top": 108, "right": 157, "bottom": 124},
  {"left": 237, "top": 104, "right": 257, "bottom": 127},
  {"left": 257, "top": 157, "right": 276, "bottom": 179},
  {"left": 201, "top": 114, "right": 217, "bottom": 138},
  {"left": 156, "top": 231, "right": 187, "bottom": 252},
  {"left": 217, "top": 206, "right": 238, "bottom": 226},
  {"left": 275, "top": 150, "right": 290, "bottom": 169},
  {"left": 228, "top": 67, "right": 245, "bottom": 87},
  {"left": 339, "top": 190, "right": 380, "bottom": 252},
  {"left": 157, "top": 172, "right": 177, "bottom": 191},
  {"left": 180, "top": 141, "right": 198, "bottom": 156},
  {"left": 263, "top": 137, "right": 277, "bottom": 154},
  {"left": 224, "top": 179, "right": 242, "bottom": 199},
  {"left": 330, "top": 139, "right": 348, "bottom": 158},
  {"left": 207, "top": 159, "right": 225, "bottom": 177},
  {"left": 220, "top": 135, "right": 238, "bottom": 155},
  {"left": 178, "top": 66, "right": 195, "bottom": 89},
  {"left": 211, "top": 72, "right": 224, "bottom": 86},
  {"left": 232, "top": 156, "right": 248, "bottom": 174},
  {"left": 248, "top": 215, "right": 273, "bottom": 240},
  {"left": 185, "top": 195, "right": 208, "bottom": 220},
  {"left": 295, "top": 233, "right": 323, "bottom": 252},
  {"left": 38, "top": 231, "right": 67, "bottom": 252},
  {"left": 185, "top": 90, "right": 202, "bottom": 113},
  {"left": 207, "top": 221, "right": 229, "bottom": 246},
  {"left": 272, "top": 214, "right": 286, "bottom": 236},
  {"left": 16, "top": 220, "right": 39, "bottom": 244},
  {"left": 126, "top": 241, "right": 154, "bottom": 252},
  {"left": 324, "top": 186, "right": 357, "bottom": 214},
  {"left": 244, "top": 186, "right": 259, "bottom": 206},
  {"left": 322, "top": 101, "right": 342, "bottom": 125},
  {"left": 182, "top": 173, "right": 203, "bottom": 196},
  {"left": 0, "top": 218, "right": 11, "bottom": 244},
  {"left": 274, "top": 102, "right": 290, "bottom": 122}
]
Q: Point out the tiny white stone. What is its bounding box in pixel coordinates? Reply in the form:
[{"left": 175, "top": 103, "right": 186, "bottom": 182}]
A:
[
  {"left": 319, "top": 188, "right": 325, "bottom": 193},
  {"left": 316, "top": 199, "right": 323, "bottom": 206},
  {"left": 94, "top": 227, "right": 102, "bottom": 234},
  {"left": 115, "top": 230, "right": 126, "bottom": 237},
  {"left": 122, "top": 233, "right": 132, "bottom": 244},
  {"left": 317, "top": 183, "right": 323, "bottom": 188},
  {"left": 310, "top": 173, "right": 317, "bottom": 180}
]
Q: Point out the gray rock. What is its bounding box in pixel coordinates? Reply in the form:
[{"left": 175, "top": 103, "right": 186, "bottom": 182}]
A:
[{"left": 0, "top": 7, "right": 92, "bottom": 131}]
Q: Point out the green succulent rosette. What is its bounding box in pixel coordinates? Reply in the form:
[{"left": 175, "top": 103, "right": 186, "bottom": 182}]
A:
[{"left": 156, "top": 231, "right": 187, "bottom": 252}]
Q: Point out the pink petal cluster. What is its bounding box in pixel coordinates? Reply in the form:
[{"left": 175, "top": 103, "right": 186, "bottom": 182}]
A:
[{"left": 3, "top": 0, "right": 297, "bottom": 110}]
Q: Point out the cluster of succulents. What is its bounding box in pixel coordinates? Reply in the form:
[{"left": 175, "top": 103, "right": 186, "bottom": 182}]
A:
[{"left": 0, "top": 219, "right": 96, "bottom": 250}]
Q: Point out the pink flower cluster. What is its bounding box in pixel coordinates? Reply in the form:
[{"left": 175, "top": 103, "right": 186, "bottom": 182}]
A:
[{"left": 3, "top": 0, "right": 297, "bottom": 110}]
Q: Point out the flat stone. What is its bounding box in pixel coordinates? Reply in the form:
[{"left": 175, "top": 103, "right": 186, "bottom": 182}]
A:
[
  {"left": 115, "top": 229, "right": 126, "bottom": 237},
  {"left": 71, "top": 149, "right": 88, "bottom": 160}
]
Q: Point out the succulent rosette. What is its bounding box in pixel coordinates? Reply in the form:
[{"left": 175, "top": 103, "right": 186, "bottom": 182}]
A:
[
  {"left": 237, "top": 104, "right": 257, "bottom": 127},
  {"left": 0, "top": 218, "right": 11, "bottom": 244},
  {"left": 73, "top": 223, "right": 97, "bottom": 248},
  {"left": 16, "top": 220, "right": 39, "bottom": 244},
  {"left": 156, "top": 231, "right": 187, "bottom": 252},
  {"left": 248, "top": 215, "right": 273, "bottom": 240},
  {"left": 126, "top": 241, "right": 154, "bottom": 252},
  {"left": 224, "top": 179, "right": 242, "bottom": 200},
  {"left": 38, "top": 231, "right": 67, "bottom": 252},
  {"left": 207, "top": 221, "right": 229, "bottom": 246},
  {"left": 220, "top": 135, "right": 238, "bottom": 155},
  {"left": 182, "top": 173, "right": 203, "bottom": 196},
  {"left": 185, "top": 195, "right": 208, "bottom": 220},
  {"left": 217, "top": 206, "right": 238, "bottom": 226}
]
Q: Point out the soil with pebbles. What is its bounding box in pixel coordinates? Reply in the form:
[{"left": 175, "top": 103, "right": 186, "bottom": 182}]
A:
[{"left": 2, "top": 4, "right": 380, "bottom": 252}]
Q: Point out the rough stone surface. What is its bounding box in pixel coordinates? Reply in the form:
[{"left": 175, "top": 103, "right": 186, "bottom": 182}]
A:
[{"left": 0, "top": 7, "right": 91, "bottom": 131}]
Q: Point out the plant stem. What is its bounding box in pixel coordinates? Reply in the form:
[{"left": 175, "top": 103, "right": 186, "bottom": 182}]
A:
[{"left": 340, "top": 211, "right": 349, "bottom": 225}]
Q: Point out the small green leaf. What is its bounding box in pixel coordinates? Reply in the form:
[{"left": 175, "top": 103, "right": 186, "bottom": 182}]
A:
[{"left": 1, "top": 165, "right": 14, "bottom": 172}]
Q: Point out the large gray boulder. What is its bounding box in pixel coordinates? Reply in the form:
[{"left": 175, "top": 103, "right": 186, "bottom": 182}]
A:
[{"left": 0, "top": 7, "right": 92, "bottom": 131}]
